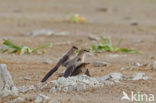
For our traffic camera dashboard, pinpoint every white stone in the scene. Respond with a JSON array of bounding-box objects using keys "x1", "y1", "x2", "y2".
[
  {"x1": 33, "y1": 94, "x2": 49, "y2": 103},
  {"x1": 92, "y1": 61, "x2": 109, "y2": 67},
  {"x1": 131, "y1": 62, "x2": 144, "y2": 67},
  {"x1": 27, "y1": 29, "x2": 69, "y2": 37},
  {"x1": 49, "y1": 74, "x2": 115, "y2": 92},
  {"x1": 152, "y1": 61, "x2": 156, "y2": 70},
  {"x1": 17, "y1": 85, "x2": 36, "y2": 93},
  {"x1": 54, "y1": 32, "x2": 69, "y2": 36},
  {"x1": 88, "y1": 35, "x2": 100, "y2": 41},
  {"x1": 27, "y1": 29, "x2": 54, "y2": 36},
  {"x1": 0, "y1": 64, "x2": 18, "y2": 97},
  {"x1": 131, "y1": 72, "x2": 148, "y2": 80},
  {"x1": 43, "y1": 59, "x2": 53, "y2": 64},
  {"x1": 101, "y1": 73, "x2": 123, "y2": 82}
]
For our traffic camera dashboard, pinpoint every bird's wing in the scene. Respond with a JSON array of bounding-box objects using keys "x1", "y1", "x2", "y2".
[
  {"x1": 62, "y1": 59, "x2": 71, "y2": 67},
  {"x1": 64, "y1": 62, "x2": 85, "y2": 77},
  {"x1": 63, "y1": 65, "x2": 76, "y2": 78},
  {"x1": 71, "y1": 64, "x2": 83, "y2": 76},
  {"x1": 41, "y1": 55, "x2": 68, "y2": 82},
  {"x1": 71, "y1": 63, "x2": 90, "y2": 76}
]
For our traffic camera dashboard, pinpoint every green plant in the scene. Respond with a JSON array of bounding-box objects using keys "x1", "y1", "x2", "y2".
[
  {"x1": 0, "y1": 39, "x2": 52, "y2": 55},
  {"x1": 69, "y1": 14, "x2": 87, "y2": 23},
  {"x1": 89, "y1": 35, "x2": 139, "y2": 53}
]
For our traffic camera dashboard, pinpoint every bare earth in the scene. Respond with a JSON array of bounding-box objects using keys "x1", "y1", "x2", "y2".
[{"x1": 0, "y1": 0, "x2": 156, "y2": 103}]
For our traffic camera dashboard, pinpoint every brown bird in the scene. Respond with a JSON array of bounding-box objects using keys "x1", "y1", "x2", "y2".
[
  {"x1": 63, "y1": 49, "x2": 89, "y2": 78},
  {"x1": 58, "y1": 63, "x2": 90, "y2": 77},
  {"x1": 41, "y1": 46, "x2": 78, "y2": 82}
]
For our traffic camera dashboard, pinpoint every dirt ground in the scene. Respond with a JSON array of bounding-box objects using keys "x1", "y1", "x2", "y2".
[{"x1": 0, "y1": 0, "x2": 156, "y2": 103}]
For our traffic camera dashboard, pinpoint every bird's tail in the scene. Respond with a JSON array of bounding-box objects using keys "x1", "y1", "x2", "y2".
[{"x1": 41, "y1": 64, "x2": 60, "y2": 82}]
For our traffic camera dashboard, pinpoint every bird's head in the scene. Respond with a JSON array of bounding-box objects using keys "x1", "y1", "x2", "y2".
[
  {"x1": 78, "y1": 49, "x2": 89, "y2": 56},
  {"x1": 71, "y1": 46, "x2": 78, "y2": 51}
]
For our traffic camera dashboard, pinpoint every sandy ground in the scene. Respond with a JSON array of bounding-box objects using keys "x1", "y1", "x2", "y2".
[{"x1": 0, "y1": 0, "x2": 156, "y2": 103}]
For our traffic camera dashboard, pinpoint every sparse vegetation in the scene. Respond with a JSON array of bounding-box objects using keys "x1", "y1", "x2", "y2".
[
  {"x1": 0, "y1": 39, "x2": 52, "y2": 55},
  {"x1": 69, "y1": 14, "x2": 87, "y2": 23},
  {"x1": 89, "y1": 35, "x2": 139, "y2": 53}
]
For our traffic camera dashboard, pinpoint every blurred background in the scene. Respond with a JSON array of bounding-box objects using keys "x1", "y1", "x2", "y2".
[{"x1": 0, "y1": 0, "x2": 156, "y2": 103}]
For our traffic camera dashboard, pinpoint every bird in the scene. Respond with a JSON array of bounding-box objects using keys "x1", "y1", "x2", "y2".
[
  {"x1": 71, "y1": 62, "x2": 90, "y2": 76},
  {"x1": 41, "y1": 46, "x2": 78, "y2": 82},
  {"x1": 63, "y1": 49, "x2": 89, "y2": 78},
  {"x1": 58, "y1": 62, "x2": 90, "y2": 77}
]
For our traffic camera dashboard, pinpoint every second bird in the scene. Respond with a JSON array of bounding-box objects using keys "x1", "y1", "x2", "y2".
[{"x1": 41, "y1": 46, "x2": 78, "y2": 82}]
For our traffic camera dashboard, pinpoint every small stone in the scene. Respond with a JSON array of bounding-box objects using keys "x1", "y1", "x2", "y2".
[
  {"x1": 145, "y1": 61, "x2": 156, "y2": 70},
  {"x1": 131, "y1": 22, "x2": 138, "y2": 26},
  {"x1": 32, "y1": 94, "x2": 49, "y2": 103},
  {"x1": 54, "y1": 32, "x2": 69, "y2": 36},
  {"x1": 108, "y1": 54, "x2": 119, "y2": 58},
  {"x1": 88, "y1": 35, "x2": 100, "y2": 41},
  {"x1": 120, "y1": 67, "x2": 126, "y2": 71},
  {"x1": 24, "y1": 77, "x2": 31, "y2": 81},
  {"x1": 27, "y1": 29, "x2": 54, "y2": 36},
  {"x1": 43, "y1": 59, "x2": 53, "y2": 64},
  {"x1": 150, "y1": 56, "x2": 155, "y2": 60},
  {"x1": 96, "y1": 8, "x2": 108, "y2": 12},
  {"x1": 108, "y1": 54, "x2": 127, "y2": 58},
  {"x1": 26, "y1": 29, "x2": 69, "y2": 37},
  {"x1": 152, "y1": 61, "x2": 156, "y2": 70},
  {"x1": 131, "y1": 62, "x2": 144, "y2": 67},
  {"x1": 17, "y1": 86, "x2": 30, "y2": 93},
  {"x1": 131, "y1": 72, "x2": 148, "y2": 80},
  {"x1": 49, "y1": 87, "x2": 58, "y2": 93},
  {"x1": 92, "y1": 61, "x2": 109, "y2": 67},
  {"x1": 17, "y1": 85, "x2": 36, "y2": 93},
  {"x1": 108, "y1": 73, "x2": 124, "y2": 82},
  {"x1": 100, "y1": 73, "x2": 124, "y2": 83}
]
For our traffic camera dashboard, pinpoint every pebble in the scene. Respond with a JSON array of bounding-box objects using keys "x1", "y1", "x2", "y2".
[
  {"x1": 26, "y1": 29, "x2": 69, "y2": 37},
  {"x1": 17, "y1": 85, "x2": 36, "y2": 93},
  {"x1": 92, "y1": 61, "x2": 109, "y2": 67},
  {"x1": 88, "y1": 35, "x2": 100, "y2": 41},
  {"x1": 43, "y1": 59, "x2": 53, "y2": 64},
  {"x1": 32, "y1": 94, "x2": 50, "y2": 103},
  {"x1": 130, "y1": 72, "x2": 148, "y2": 80},
  {"x1": 152, "y1": 61, "x2": 156, "y2": 70},
  {"x1": 131, "y1": 62, "x2": 144, "y2": 67}
]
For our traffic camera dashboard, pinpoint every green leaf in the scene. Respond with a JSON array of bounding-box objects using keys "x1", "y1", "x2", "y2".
[
  {"x1": 89, "y1": 35, "x2": 139, "y2": 53},
  {"x1": 32, "y1": 43, "x2": 52, "y2": 52},
  {"x1": 117, "y1": 38, "x2": 123, "y2": 46},
  {"x1": 2, "y1": 39, "x2": 21, "y2": 49},
  {"x1": 0, "y1": 40, "x2": 52, "y2": 55},
  {"x1": 119, "y1": 48, "x2": 139, "y2": 53}
]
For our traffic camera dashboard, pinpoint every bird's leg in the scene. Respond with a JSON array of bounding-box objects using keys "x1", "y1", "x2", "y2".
[{"x1": 85, "y1": 69, "x2": 91, "y2": 76}]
